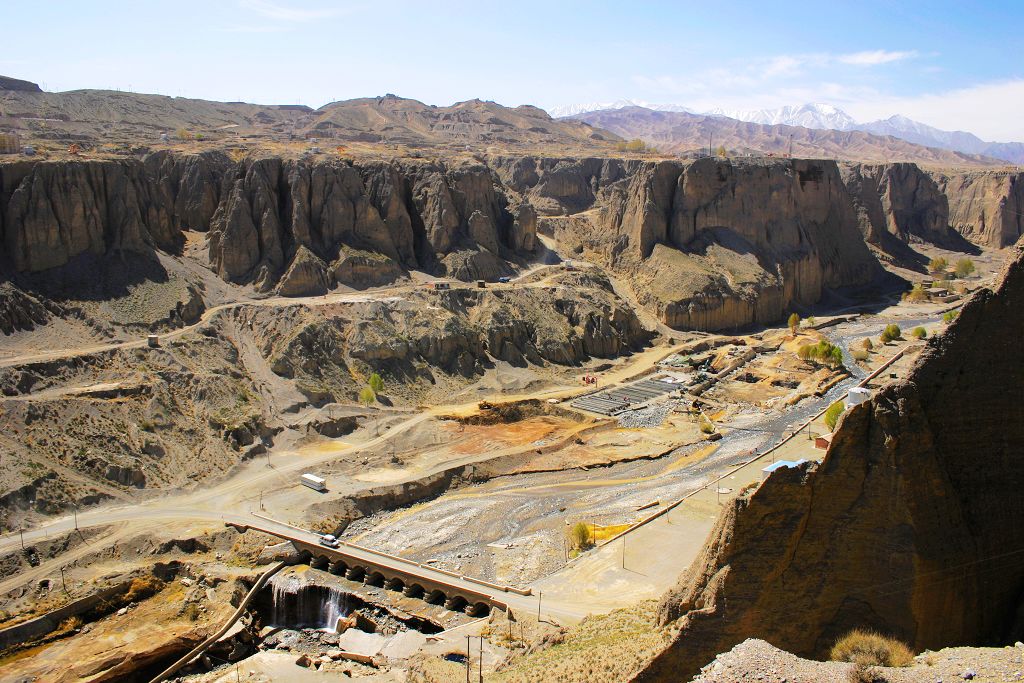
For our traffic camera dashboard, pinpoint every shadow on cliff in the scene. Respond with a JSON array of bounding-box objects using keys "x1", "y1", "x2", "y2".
[{"x1": 5, "y1": 251, "x2": 171, "y2": 303}]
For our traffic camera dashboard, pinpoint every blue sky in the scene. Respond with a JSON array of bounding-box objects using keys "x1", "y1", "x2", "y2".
[{"x1": 3, "y1": 0, "x2": 1022, "y2": 140}]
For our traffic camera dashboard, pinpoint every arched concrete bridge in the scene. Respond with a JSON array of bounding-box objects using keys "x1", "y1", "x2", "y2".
[{"x1": 227, "y1": 517, "x2": 532, "y2": 617}]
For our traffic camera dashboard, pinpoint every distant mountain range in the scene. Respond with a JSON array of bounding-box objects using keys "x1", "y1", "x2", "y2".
[
  {"x1": 553, "y1": 101, "x2": 1024, "y2": 164},
  {"x1": 548, "y1": 100, "x2": 693, "y2": 118},
  {"x1": 571, "y1": 106, "x2": 1002, "y2": 167}
]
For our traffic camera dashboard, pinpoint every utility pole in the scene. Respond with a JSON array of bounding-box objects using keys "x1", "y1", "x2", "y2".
[
  {"x1": 73, "y1": 504, "x2": 78, "y2": 531},
  {"x1": 789, "y1": 134, "x2": 794, "y2": 158},
  {"x1": 259, "y1": 490, "x2": 264, "y2": 510},
  {"x1": 621, "y1": 536, "x2": 625, "y2": 570},
  {"x1": 466, "y1": 635, "x2": 471, "y2": 683},
  {"x1": 478, "y1": 635, "x2": 483, "y2": 683},
  {"x1": 708, "y1": 131, "x2": 713, "y2": 157},
  {"x1": 537, "y1": 590, "x2": 542, "y2": 622},
  {"x1": 60, "y1": 565, "x2": 68, "y2": 594}
]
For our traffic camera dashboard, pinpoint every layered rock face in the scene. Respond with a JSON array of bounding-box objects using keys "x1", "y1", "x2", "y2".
[
  {"x1": 0, "y1": 154, "x2": 537, "y2": 290},
  {"x1": 580, "y1": 158, "x2": 880, "y2": 330},
  {"x1": 259, "y1": 271, "x2": 652, "y2": 403},
  {"x1": 841, "y1": 162, "x2": 960, "y2": 247},
  {"x1": 635, "y1": 243, "x2": 1024, "y2": 683},
  {"x1": 932, "y1": 170, "x2": 1024, "y2": 248}
]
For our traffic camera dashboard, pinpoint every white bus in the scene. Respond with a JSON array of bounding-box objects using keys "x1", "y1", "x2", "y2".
[{"x1": 300, "y1": 473, "x2": 327, "y2": 492}]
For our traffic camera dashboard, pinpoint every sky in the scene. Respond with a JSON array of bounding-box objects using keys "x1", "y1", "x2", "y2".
[{"x1": 3, "y1": 0, "x2": 1023, "y2": 141}]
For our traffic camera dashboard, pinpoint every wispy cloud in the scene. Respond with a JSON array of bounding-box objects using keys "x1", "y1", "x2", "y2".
[
  {"x1": 237, "y1": 0, "x2": 344, "y2": 22},
  {"x1": 837, "y1": 50, "x2": 918, "y2": 66},
  {"x1": 219, "y1": 24, "x2": 288, "y2": 33}
]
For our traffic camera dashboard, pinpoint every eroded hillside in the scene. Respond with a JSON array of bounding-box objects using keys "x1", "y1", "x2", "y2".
[{"x1": 632, "y1": 241, "x2": 1024, "y2": 682}]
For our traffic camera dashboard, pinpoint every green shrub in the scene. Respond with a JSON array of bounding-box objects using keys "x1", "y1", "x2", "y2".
[
  {"x1": 831, "y1": 629, "x2": 914, "y2": 667},
  {"x1": 942, "y1": 310, "x2": 959, "y2": 324},
  {"x1": 880, "y1": 324, "x2": 901, "y2": 344},
  {"x1": 954, "y1": 258, "x2": 975, "y2": 278},
  {"x1": 788, "y1": 313, "x2": 801, "y2": 333},
  {"x1": 861, "y1": 338, "x2": 873, "y2": 351},
  {"x1": 699, "y1": 418, "x2": 716, "y2": 434},
  {"x1": 368, "y1": 372, "x2": 384, "y2": 393},
  {"x1": 825, "y1": 400, "x2": 845, "y2": 431},
  {"x1": 359, "y1": 386, "x2": 376, "y2": 406},
  {"x1": 568, "y1": 522, "x2": 593, "y2": 551},
  {"x1": 904, "y1": 284, "x2": 927, "y2": 303},
  {"x1": 797, "y1": 340, "x2": 844, "y2": 367},
  {"x1": 911, "y1": 326, "x2": 927, "y2": 339},
  {"x1": 851, "y1": 347, "x2": 869, "y2": 362},
  {"x1": 614, "y1": 139, "x2": 651, "y2": 153},
  {"x1": 928, "y1": 256, "x2": 948, "y2": 274}
]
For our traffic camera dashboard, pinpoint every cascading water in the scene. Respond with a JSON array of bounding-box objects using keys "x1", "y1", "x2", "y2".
[{"x1": 268, "y1": 575, "x2": 350, "y2": 632}]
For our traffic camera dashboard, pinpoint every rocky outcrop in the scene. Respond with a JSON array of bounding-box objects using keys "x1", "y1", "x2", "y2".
[
  {"x1": 932, "y1": 170, "x2": 1024, "y2": 248},
  {"x1": 0, "y1": 75, "x2": 41, "y2": 92},
  {"x1": 635, "y1": 242, "x2": 1024, "y2": 683},
  {"x1": 263, "y1": 272, "x2": 652, "y2": 402},
  {"x1": 0, "y1": 282, "x2": 58, "y2": 334},
  {"x1": 0, "y1": 154, "x2": 536, "y2": 291},
  {"x1": 589, "y1": 158, "x2": 881, "y2": 331},
  {"x1": 276, "y1": 245, "x2": 329, "y2": 297},
  {"x1": 841, "y1": 162, "x2": 959, "y2": 247}
]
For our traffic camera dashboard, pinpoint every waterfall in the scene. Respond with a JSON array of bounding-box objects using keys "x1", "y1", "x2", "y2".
[{"x1": 268, "y1": 576, "x2": 351, "y2": 632}]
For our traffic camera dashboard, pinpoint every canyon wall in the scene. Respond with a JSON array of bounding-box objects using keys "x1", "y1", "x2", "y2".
[
  {"x1": 519, "y1": 157, "x2": 884, "y2": 331},
  {"x1": 932, "y1": 170, "x2": 1024, "y2": 248},
  {"x1": 0, "y1": 154, "x2": 538, "y2": 290},
  {"x1": 841, "y1": 162, "x2": 959, "y2": 247},
  {"x1": 634, "y1": 242, "x2": 1024, "y2": 683},
  {"x1": 3, "y1": 152, "x2": 1015, "y2": 334}
]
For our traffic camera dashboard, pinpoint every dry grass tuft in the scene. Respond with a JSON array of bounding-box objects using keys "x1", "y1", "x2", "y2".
[{"x1": 831, "y1": 629, "x2": 914, "y2": 667}]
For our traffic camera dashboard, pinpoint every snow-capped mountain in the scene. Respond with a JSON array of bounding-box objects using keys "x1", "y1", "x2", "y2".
[
  {"x1": 704, "y1": 103, "x2": 857, "y2": 131},
  {"x1": 550, "y1": 100, "x2": 1024, "y2": 163},
  {"x1": 547, "y1": 99, "x2": 692, "y2": 118},
  {"x1": 855, "y1": 115, "x2": 987, "y2": 153}
]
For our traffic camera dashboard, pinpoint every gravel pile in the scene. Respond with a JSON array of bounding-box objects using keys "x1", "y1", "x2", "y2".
[
  {"x1": 617, "y1": 402, "x2": 677, "y2": 428},
  {"x1": 693, "y1": 638, "x2": 1024, "y2": 683}
]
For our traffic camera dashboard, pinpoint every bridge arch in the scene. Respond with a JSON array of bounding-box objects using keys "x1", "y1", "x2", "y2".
[
  {"x1": 403, "y1": 583, "x2": 425, "y2": 598},
  {"x1": 444, "y1": 595, "x2": 468, "y2": 612},
  {"x1": 311, "y1": 555, "x2": 330, "y2": 569},
  {"x1": 365, "y1": 571, "x2": 385, "y2": 587},
  {"x1": 385, "y1": 577, "x2": 405, "y2": 591},
  {"x1": 329, "y1": 560, "x2": 347, "y2": 575},
  {"x1": 466, "y1": 601, "x2": 490, "y2": 617},
  {"x1": 345, "y1": 566, "x2": 366, "y2": 582},
  {"x1": 425, "y1": 589, "x2": 447, "y2": 605}
]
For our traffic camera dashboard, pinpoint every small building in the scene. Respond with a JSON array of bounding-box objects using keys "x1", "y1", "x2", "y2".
[
  {"x1": 476, "y1": 280, "x2": 486, "y2": 288},
  {"x1": 846, "y1": 387, "x2": 871, "y2": 409},
  {"x1": 926, "y1": 287, "x2": 948, "y2": 300},
  {"x1": 426, "y1": 281, "x2": 451, "y2": 291},
  {"x1": 147, "y1": 334, "x2": 160, "y2": 348},
  {"x1": 761, "y1": 459, "x2": 808, "y2": 481},
  {"x1": 814, "y1": 433, "x2": 833, "y2": 450}
]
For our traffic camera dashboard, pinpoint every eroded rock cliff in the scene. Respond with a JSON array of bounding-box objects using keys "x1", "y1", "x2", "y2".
[
  {"x1": 544, "y1": 157, "x2": 883, "y2": 331},
  {"x1": 933, "y1": 169, "x2": 1024, "y2": 248},
  {"x1": 0, "y1": 154, "x2": 538, "y2": 289},
  {"x1": 634, "y1": 242, "x2": 1024, "y2": 682}
]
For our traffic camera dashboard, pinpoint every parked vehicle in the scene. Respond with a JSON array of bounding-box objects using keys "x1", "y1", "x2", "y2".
[
  {"x1": 300, "y1": 473, "x2": 327, "y2": 492},
  {"x1": 498, "y1": 276, "x2": 511, "y2": 283},
  {"x1": 319, "y1": 534, "x2": 340, "y2": 548}
]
